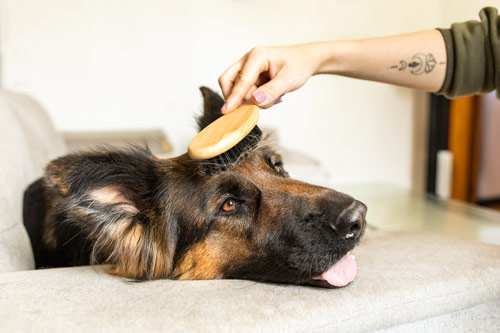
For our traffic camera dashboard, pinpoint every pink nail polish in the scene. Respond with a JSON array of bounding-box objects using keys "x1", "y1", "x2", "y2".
[
  {"x1": 253, "y1": 92, "x2": 267, "y2": 105},
  {"x1": 274, "y1": 97, "x2": 283, "y2": 105},
  {"x1": 221, "y1": 103, "x2": 227, "y2": 113}
]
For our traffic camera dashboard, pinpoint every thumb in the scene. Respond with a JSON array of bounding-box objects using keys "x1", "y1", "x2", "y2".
[{"x1": 251, "y1": 74, "x2": 290, "y2": 108}]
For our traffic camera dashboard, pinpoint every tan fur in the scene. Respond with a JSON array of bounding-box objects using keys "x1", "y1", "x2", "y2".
[
  {"x1": 37, "y1": 142, "x2": 349, "y2": 282},
  {"x1": 174, "y1": 233, "x2": 252, "y2": 280},
  {"x1": 46, "y1": 165, "x2": 71, "y2": 196},
  {"x1": 104, "y1": 223, "x2": 172, "y2": 280},
  {"x1": 173, "y1": 241, "x2": 222, "y2": 280}
]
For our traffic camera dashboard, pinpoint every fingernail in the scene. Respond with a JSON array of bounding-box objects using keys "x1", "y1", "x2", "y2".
[
  {"x1": 221, "y1": 103, "x2": 227, "y2": 113},
  {"x1": 253, "y1": 92, "x2": 267, "y2": 105},
  {"x1": 274, "y1": 97, "x2": 283, "y2": 105}
]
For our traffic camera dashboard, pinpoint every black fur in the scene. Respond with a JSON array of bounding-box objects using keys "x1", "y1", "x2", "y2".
[
  {"x1": 197, "y1": 86, "x2": 225, "y2": 131},
  {"x1": 23, "y1": 87, "x2": 367, "y2": 286}
]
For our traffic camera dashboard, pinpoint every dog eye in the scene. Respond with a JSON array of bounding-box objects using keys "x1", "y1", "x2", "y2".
[{"x1": 221, "y1": 198, "x2": 239, "y2": 213}]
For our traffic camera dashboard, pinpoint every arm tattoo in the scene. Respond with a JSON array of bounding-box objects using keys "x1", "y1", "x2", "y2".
[{"x1": 388, "y1": 53, "x2": 445, "y2": 75}]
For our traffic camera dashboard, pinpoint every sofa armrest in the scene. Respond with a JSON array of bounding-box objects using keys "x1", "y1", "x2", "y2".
[
  {"x1": 0, "y1": 89, "x2": 66, "y2": 272},
  {"x1": 62, "y1": 129, "x2": 173, "y2": 156}
]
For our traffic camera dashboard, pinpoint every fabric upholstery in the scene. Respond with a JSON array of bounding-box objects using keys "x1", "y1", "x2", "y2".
[
  {"x1": 1, "y1": 230, "x2": 499, "y2": 332},
  {"x1": 0, "y1": 97, "x2": 36, "y2": 272},
  {"x1": 1, "y1": 89, "x2": 499, "y2": 330},
  {"x1": 380, "y1": 299, "x2": 500, "y2": 332},
  {"x1": 2, "y1": 90, "x2": 66, "y2": 173},
  {"x1": 0, "y1": 90, "x2": 66, "y2": 272}
]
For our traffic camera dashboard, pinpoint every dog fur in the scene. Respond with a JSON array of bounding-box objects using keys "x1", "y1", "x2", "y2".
[{"x1": 23, "y1": 87, "x2": 366, "y2": 287}]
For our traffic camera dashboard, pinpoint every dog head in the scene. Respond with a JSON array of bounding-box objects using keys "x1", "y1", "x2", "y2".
[{"x1": 43, "y1": 87, "x2": 366, "y2": 287}]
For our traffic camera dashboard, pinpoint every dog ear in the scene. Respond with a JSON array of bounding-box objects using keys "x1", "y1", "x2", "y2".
[
  {"x1": 197, "y1": 86, "x2": 225, "y2": 132},
  {"x1": 45, "y1": 147, "x2": 177, "y2": 280}
]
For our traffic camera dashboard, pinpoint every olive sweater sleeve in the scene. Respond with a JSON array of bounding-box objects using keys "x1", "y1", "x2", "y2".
[{"x1": 436, "y1": 7, "x2": 500, "y2": 98}]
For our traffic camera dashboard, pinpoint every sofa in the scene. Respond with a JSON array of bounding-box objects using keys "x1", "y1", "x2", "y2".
[{"x1": 1, "y1": 89, "x2": 499, "y2": 332}]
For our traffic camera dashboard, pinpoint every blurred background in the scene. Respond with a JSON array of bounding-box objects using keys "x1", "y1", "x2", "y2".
[{"x1": 0, "y1": 0, "x2": 498, "y2": 208}]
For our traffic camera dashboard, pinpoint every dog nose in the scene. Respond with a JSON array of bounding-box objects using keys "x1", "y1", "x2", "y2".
[{"x1": 330, "y1": 200, "x2": 367, "y2": 240}]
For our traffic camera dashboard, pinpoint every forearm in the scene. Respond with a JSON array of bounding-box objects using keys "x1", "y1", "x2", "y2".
[{"x1": 313, "y1": 30, "x2": 447, "y2": 92}]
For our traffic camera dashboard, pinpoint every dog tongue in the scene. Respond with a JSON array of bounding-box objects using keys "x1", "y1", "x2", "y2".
[{"x1": 313, "y1": 253, "x2": 357, "y2": 287}]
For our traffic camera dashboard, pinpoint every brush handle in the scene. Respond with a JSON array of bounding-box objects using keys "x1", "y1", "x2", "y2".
[{"x1": 188, "y1": 103, "x2": 260, "y2": 160}]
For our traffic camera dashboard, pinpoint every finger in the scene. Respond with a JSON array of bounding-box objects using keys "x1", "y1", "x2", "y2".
[
  {"x1": 221, "y1": 85, "x2": 255, "y2": 114},
  {"x1": 226, "y1": 74, "x2": 268, "y2": 113},
  {"x1": 251, "y1": 72, "x2": 291, "y2": 109},
  {"x1": 225, "y1": 54, "x2": 269, "y2": 113},
  {"x1": 254, "y1": 72, "x2": 271, "y2": 88},
  {"x1": 218, "y1": 58, "x2": 245, "y2": 100},
  {"x1": 274, "y1": 95, "x2": 284, "y2": 105},
  {"x1": 244, "y1": 84, "x2": 258, "y2": 101}
]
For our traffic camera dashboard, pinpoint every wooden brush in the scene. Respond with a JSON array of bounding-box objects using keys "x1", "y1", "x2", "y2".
[{"x1": 188, "y1": 103, "x2": 262, "y2": 173}]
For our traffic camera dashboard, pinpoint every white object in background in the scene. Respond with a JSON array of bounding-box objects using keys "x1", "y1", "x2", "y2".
[
  {"x1": 436, "y1": 150, "x2": 454, "y2": 200},
  {"x1": 477, "y1": 91, "x2": 500, "y2": 199}
]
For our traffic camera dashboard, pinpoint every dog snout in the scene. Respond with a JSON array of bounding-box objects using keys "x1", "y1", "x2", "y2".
[{"x1": 330, "y1": 200, "x2": 367, "y2": 240}]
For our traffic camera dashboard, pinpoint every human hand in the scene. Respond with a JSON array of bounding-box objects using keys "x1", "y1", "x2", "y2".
[{"x1": 218, "y1": 44, "x2": 320, "y2": 113}]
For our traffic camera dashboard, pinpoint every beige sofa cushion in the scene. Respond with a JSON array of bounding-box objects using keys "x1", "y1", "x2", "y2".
[
  {"x1": 0, "y1": 99, "x2": 36, "y2": 272},
  {"x1": 1, "y1": 90, "x2": 66, "y2": 174},
  {"x1": 0, "y1": 231, "x2": 499, "y2": 332},
  {"x1": 0, "y1": 90, "x2": 66, "y2": 272}
]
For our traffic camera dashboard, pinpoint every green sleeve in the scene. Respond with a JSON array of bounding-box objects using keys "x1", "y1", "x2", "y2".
[{"x1": 436, "y1": 7, "x2": 500, "y2": 98}]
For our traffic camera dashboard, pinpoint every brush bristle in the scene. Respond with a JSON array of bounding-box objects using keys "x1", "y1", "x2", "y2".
[{"x1": 201, "y1": 126, "x2": 262, "y2": 175}]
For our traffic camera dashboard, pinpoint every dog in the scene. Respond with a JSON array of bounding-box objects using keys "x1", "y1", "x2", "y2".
[{"x1": 23, "y1": 87, "x2": 367, "y2": 288}]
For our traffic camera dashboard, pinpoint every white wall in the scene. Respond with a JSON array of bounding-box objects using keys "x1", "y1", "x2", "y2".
[
  {"x1": 439, "y1": 0, "x2": 498, "y2": 25},
  {"x1": 1, "y1": 0, "x2": 491, "y2": 188}
]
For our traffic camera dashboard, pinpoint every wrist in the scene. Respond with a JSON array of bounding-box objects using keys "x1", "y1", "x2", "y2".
[{"x1": 313, "y1": 40, "x2": 357, "y2": 76}]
